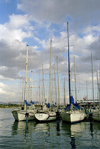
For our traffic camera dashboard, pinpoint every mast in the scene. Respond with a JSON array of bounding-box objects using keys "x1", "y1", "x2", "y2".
[
  {"x1": 42, "y1": 64, "x2": 44, "y2": 103},
  {"x1": 91, "y1": 54, "x2": 94, "y2": 104},
  {"x1": 67, "y1": 22, "x2": 71, "y2": 104},
  {"x1": 21, "y1": 77, "x2": 24, "y2": 106},
  {"x1": 56, "y1": 56, "x2": 60, "y2": 107},
  {"x1": 96, "y1": 71, "x2": 99, "y2": 102},
  {"x1": 54, "y1": 64, "x2": 57, "y2": 104},
  {"x1": 48, "y1": 39, "x2": 52, "y2": 106},
  {"x1": 74, "y1": 57, "x2": 77, "y2": 102},
  {"x1": 86, "y1": 79, "x2": 88, "y2": 101},
  {"x1": 42, "y1": 64, "x2": 45, "y2": 103},
  {"x1": 99, "y1": 36, "x2": 100, "y2": 106},
  {"x1": 39, "y1": 70, "x2": 40, "y2": 103},
  {"x1": 24, "y1": 45, "x2": 29, "y2": 110},
  {"x1": 30, "y1": 71, "x2": 33, "y2": 102},
  {"x1": 64, "y1": 77, "x2": 66, "y2": 106}
]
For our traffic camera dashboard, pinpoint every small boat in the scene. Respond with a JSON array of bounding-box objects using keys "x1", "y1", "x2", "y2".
[
  {"x1": 92, "y1": 106, "x2": 100, "y2": 121},
  {"x1": 35, "y1": 105, "x2": 56, "y2": 122},
  {"x1": 93, "y1": 111, "x2": 100, "y2": 121},
  {"x1": 35, "y1": 112, "x2": 56, "y2": 122},
  {"x1": 12, "y1": 107, "x2": 36, "y2": 121},
  {"x1": 12, "y1": 100, "x2": 37, "y2": 121}
]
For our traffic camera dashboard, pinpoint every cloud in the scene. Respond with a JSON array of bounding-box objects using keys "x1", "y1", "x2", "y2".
[
  {"x1": 17, "y1": 0, "x2": 100, "y2": 29},
  {"x1": 0, "y1": 82, "x2": 14, "y2": 96},
  {"x1": 7, "y1": 14, "x2": 32, "y2": 30},
  {"x1": 0, "y1": 13, "x2": 35, "y2": 80},
  {"x1": 0, "y1": 14, "x2": 34, "y2": 43},
  {"x1": 0, "y1": 82, "x2": 18, "y2": 102}
]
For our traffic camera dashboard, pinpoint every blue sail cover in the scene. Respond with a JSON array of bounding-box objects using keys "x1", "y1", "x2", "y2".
[
  {"x1": 73, "y1": 103, "x2": 81, "y2": 110},
  {"x1": 65, "y1": 103, "x2": 81, "y2": 111},
  {"x1": 46, "y1": 102, "x2": 57, "y2": 108},
  {"x1": 47, "y1": 103, "x2": 50, "y2": 108},
  {"x1": 30, "y1": 101, "x2": 34, "y2": 104},
  {"x1": 24, "y1": 100, "x2": 31, "y2": 106},
  {"x1": 53, "y1": 104, "x2": 55, "y2": 107},
  {"x1": 65, "y1": 104, "x2": 71, "y2": 111},
  {"x1": 70, "y1": 96, "x2": 74, "y2": 104},
  {"x1": 65, "y1": 95, "x2": 81, "y2": 111}
]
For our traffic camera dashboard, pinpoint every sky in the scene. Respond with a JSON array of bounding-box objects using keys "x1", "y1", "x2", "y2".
[{"x1": 0, "y1": 0, "x2": 100, "y2": 104}]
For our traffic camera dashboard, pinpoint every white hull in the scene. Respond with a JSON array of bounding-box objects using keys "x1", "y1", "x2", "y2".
[
  {"x1": 93, "y1": 112, "x2": 100, "y2": 121},
  {"x1": 61, "y1": 110, "x2": 86, "y2": 123},
  {"x1": 12, "y1": 109, "x2": 36, "y2": 121},
  {"x1": 35, "y1": 112, "x2": 56, "y2": 122}
]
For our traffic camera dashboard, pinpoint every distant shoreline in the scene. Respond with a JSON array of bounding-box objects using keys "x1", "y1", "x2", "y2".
[
  {"x1": 0, "y1": 104, "x2": 21, "y2": 109},
  {"x1": 0, "y1": 107, "x2": 19, "y2": 109}
]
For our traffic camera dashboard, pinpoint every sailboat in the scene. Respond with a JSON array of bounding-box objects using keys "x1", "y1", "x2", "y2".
[
  {"x1": 61, "y1": 22, "x2": 86, "y2": 123},
  {"x1": 92, "y1": 109, "x2": 100, "y2": 121},
  {"x1": 35, "y1": 39, "x2": 56, "y2": 122},
  {"x1": 92, "y1": 71, "x2": 100, "y2": 121},
  {"x1": 12, "y1": 45, "x2": 37, "y2": 121},
  {"x1": 92, "y1": 38, "x2": 100, "y2": 122}
]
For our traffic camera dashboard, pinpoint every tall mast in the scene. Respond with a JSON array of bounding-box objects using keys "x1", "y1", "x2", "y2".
[
  {"x1": 24, "y1": 45, "x2": 29, "y2": 110},
  {"x1": 21, "y1": 77, "x2": 24, "y2": 106},
  {"x1": 99, "y1": 36, "x2": 100, "y2": 106},
  {"x1": 67, "y1": 22, "x2": 71, "y2": 104},
  {"x1": 42, "y1": 64, "x2": 43, "y2": 103},
  {"x1": 54, "y1": 64, "x2": 57, "y2": 104},
  {"x1": 56, "y1": 56, "x2": 60, "y2": 107},
  {"x1": 91, "y1": 54, "x2": 94, "y2": 104},
  {"x1": 74, "y1": 57, "x2": 77, "y2": 102},
  {"x1": 48, "y1": 39, "x2": 52, "y2": 105},
  {"x1": 42, "y1": 64, "x2": 44, "y2": 103},
  {"x1": 86, "y1": 79, "x2": 88, "y2": 100},
  {"x1": 96, "y1": 71, "x2": 99, "y2": 102},
  {"x1": 64, "y1": 77, "x2": 66, "y2": 106},
  {"x1": 30, "y1": 71, "x2": 33, "y2": 102},
  {"x1": 39, "y1": 70, "x2": 40, "y2": 103}
]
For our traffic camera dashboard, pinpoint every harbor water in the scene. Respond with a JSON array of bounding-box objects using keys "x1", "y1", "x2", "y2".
[{"x1": 0, "y1": 108, "x2": 100, "y2": 149}]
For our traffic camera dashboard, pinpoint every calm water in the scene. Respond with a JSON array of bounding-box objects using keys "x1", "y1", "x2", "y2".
[{"x1": 0, "y1": 108, "x2": 100, "y2": 149}]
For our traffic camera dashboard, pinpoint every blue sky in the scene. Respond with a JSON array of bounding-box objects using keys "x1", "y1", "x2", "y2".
[
  {"x1": 0, "y1": 0, "x2": 17, "y2": 23},
  {"x1": 0, "y1": 0, "x2": 100, "y2": 103}
]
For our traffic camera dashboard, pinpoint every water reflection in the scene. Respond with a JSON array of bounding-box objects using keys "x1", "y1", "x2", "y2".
[
  {"x1": 12, "y1": 121, "x2": 37, "y2": 148},
  {"x1": 62, "y1": 122, "x2": 86, "y2": 135},
  {"x1": 56, "y1": 121, "x2": 60, "y2": 136},
  {"x1": 12, "y1": 121, "x2": 36, "y2": 136},
  {"x1": 11, "y1": 120, "x2": 96, "y2": 148},
  {"x1": 1, "y1": 108, "x2": 100, "y2": 148},
  {"x1": 25, "y1": 122, "x2": 29, "y2": 137},
  {"x1": 12, "y1": 121, "x2": 61, "y2": 148},
  {"x1": 93, "y1": 121, "x2": 100, "y2": 130},
  {"x1": 34, "y1": 122, "x2": 50, "y2": 132},
  {"x1": 62, "y1": 122, "x2": 86, "y2": 149},
  {"x1": 90, "y1": 122, "x2": 93, "y2": 138},
  {"x1": 35, "y1": 122, "x2": 51, "y2": 144},
  {"x1": 70, "y1": 136, "x2": 76, "y2": 149}
]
